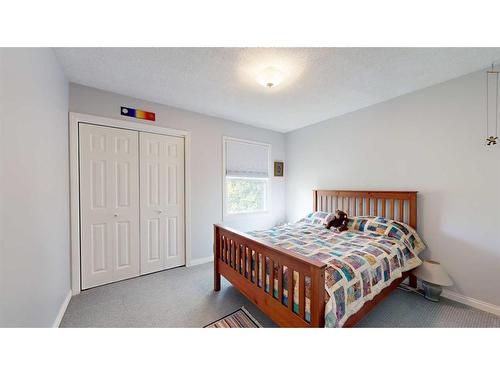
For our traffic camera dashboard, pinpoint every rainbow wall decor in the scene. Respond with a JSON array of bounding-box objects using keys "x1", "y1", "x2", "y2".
[{"x1": 121, "y1": 106, "x2": 156, "y2": 121}]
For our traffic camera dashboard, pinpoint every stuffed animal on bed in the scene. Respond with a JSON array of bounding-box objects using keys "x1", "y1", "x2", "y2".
[{"x1": 325, "y1": 210, "x2": 349, "y2": 232}]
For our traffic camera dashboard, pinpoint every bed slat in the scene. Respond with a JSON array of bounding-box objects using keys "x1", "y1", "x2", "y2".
[
  {"x1": 269, "y1": 259, "x2": 274, "y2": 295},
  {"x1": 221, "y1": 236, "x2": 225, "y2": 262},
  {"x1": 246, "y1": 247, "x2": 250, "y2": 279},
  {"x1": 259, "y1": 254, "x2": 263, "y2": 288},
  {"x1": 231, "y1": 240, "x2": 236, "y2": 268},
  {"x1": 277, "y1": 264, "x2": 283, "y2": 303},
  {"x1": 299, "y1": 273, "x2": 305, "y2": 319},
  {"x1": 235, "y1": 244, "x2": 240, "y2": 273},
  {"x1": 239, "y1": 245, "x2": 243, "y2": 275},
  {"x1": 287, "y1": 267, "x2": 293, "y2": 310}
]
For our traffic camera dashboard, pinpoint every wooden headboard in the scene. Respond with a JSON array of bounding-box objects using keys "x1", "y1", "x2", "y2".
[{"x1": 313, "y1": 190, "x2": 418, "y2": 229}]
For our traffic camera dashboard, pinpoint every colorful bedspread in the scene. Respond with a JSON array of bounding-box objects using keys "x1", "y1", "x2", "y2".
[{"x1": 247, "y1": 215, "x2": 425, "y2": 327}]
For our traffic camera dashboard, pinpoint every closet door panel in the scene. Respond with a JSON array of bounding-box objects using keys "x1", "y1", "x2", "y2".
[
  {"x1": 80, "y1": 124, "x2": 140, "y2": 289},
  {"x1": 140, "y1": 132, "x2": 185, "y2": 275},
  {"x1": 110, "y1": 130, "x2": 140, "y2": 281}
]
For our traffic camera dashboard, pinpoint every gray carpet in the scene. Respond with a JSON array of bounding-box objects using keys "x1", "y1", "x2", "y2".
[{"x1": 61, "y1": 262, "x2": 500, "y2": 328}]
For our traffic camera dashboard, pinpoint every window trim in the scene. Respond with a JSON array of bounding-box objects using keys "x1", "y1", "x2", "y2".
[{"x1": 222, "y1": 136, "x2": 271, "y2": 220}]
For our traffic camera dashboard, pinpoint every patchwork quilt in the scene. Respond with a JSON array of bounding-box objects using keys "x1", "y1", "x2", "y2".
[{"x1": 247, "y1": 214, "x2": 425, "y2": 327}]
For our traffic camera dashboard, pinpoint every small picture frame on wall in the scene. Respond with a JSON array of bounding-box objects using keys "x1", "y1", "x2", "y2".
[{"x1": 274, "y1": 161, "x2": 284, "y2": 177}]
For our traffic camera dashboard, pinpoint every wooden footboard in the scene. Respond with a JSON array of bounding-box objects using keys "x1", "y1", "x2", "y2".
[{"x1": 214, "y1": 224, "x2": 327, "y2": 327}]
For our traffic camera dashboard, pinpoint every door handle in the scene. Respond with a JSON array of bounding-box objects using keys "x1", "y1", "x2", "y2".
[
  {"x1": 113, "y1": 213, "x2": 119, "y2": 218},
  {"x1": 157, "y1": 210, "x2": 163, "y2": 214}
]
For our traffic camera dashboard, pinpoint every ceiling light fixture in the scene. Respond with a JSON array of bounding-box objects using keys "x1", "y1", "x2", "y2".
[{"x1": 256, "y1": 66, "x2": 284, "y2": 89}]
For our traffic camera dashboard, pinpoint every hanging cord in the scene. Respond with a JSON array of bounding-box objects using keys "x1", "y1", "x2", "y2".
[
  {"x1": 487, "y1": 66, "x2": 489, "y2": 141},
  {"x1": 496, "y1": 67, "x2": 499, "y2": 138},
  {"x1": 486, "y1": 63, "x2": 499, "y2": 145}
]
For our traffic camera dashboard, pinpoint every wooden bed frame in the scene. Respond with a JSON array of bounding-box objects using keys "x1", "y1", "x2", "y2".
[{"x1": 213, "y1": 190, "x2": 418, "y2": 327}]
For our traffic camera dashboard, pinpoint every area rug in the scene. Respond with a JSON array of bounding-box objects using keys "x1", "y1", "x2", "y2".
[{"x1": 204, "y1": 307, "x2": 262, "y2": 328}]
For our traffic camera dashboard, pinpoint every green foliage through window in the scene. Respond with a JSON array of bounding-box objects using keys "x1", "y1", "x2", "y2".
[{"x1": 226, "y1": 178, "x2": 267, "y2": 214}]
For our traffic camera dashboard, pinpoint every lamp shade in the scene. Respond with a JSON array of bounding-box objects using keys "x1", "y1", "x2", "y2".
[{"x1": 413, "y1": 260, "x2": 453, "y2": 286}]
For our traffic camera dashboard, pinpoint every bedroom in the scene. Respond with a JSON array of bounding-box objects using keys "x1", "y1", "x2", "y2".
[{"x1": 0, "y1": 0, "x2": 498, "y2": 373}]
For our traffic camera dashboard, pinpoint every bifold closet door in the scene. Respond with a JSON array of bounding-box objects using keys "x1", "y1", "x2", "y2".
[
  {"x1": 140, "y1": 132, "x2": 185, "y2": 274},
  {"x1": 79, "y1": 124, "x2": 140, "y2": 289}
]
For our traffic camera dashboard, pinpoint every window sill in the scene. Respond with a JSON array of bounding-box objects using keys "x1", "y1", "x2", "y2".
[{"x1": 223, "y1": 210, "x2": 270, "y2": 221}]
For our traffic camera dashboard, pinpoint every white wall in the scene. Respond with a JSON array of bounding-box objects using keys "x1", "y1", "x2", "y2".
[
  {"x1": 69, "y1": 84, "x2": 286, "y2": 262},
  {"x1": 286, "y1": 70, "x2": 500, "y2": 307},
  {"x1": 0, "y1": 48, "x2": 70, "y2": 326}
]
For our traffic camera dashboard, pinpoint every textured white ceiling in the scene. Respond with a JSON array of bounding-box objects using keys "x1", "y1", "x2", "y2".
[{"x1": 54, "y1": 48, "x2": 500, "y2": 132}]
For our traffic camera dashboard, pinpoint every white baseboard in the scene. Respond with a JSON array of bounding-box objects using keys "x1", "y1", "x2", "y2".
[
  {"x1": 53, "y1": 290, "x2": 72, "y2": 328},
  {"x1": 187, "y1": 256, "x2": 214, "y2": 267},
  {"x1": 442, "y1": 289, "x2": 500, "y2": 317}
]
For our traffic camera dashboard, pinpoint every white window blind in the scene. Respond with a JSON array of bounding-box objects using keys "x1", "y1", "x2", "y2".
[{"x1": 225, "y1": 139, "x2": 269, "y2": 178}]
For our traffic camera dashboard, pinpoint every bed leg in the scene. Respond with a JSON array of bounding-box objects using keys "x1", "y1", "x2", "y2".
[
  {"x1": 214, "y1": 267, "x2": 221, "y2": 292},
  {"x1": 214, "y1": 225, "x2": 221, "y2": 292},
  {"x1": 408, "y1": 273, "x2": 417, "y2": 288}
]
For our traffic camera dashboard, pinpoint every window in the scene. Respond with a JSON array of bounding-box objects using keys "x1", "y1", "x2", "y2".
[
  {"x1": 223, "y1": 137, "x2": 270, "y2": 217},
  {"x1": 226, "y1": 177, "x2": 267, "y2": 214}
]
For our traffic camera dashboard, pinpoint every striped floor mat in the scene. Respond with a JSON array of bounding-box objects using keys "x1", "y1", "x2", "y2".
[{"x1": 204, "y1": 307, "x2": 262, "y2": 328}]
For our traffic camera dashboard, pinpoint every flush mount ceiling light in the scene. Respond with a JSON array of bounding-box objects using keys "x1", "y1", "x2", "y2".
[{"x1": 256, "y1": 66, "x2": 285, "y2": 88}]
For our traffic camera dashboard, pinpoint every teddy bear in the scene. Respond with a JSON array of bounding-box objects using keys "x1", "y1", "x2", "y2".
[{"x1": 325, "y1": 209, "x2": 349, "y2": 232}]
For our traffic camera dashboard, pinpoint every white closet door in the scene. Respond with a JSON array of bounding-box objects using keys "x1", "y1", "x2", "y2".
[
  {"x1": 79, "y1": 124, "x2": 140, "y2": 289},
  {"x1": 140, "y1": 132, "x2": 185, "y2": 274}
]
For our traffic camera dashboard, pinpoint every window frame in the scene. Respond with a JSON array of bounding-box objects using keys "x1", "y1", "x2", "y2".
[{"x1": 222, "y1": 136, "x2": 271, "y2": 220}]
